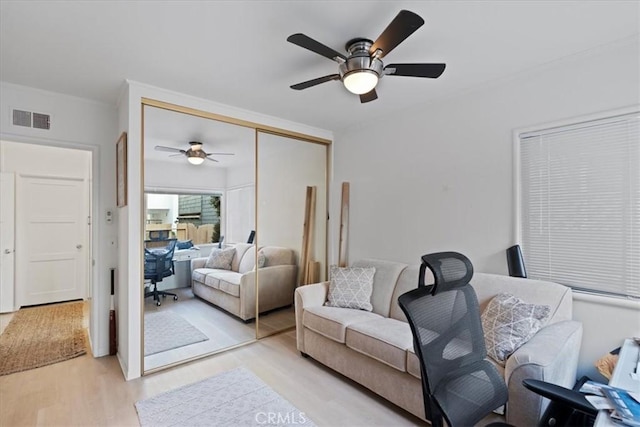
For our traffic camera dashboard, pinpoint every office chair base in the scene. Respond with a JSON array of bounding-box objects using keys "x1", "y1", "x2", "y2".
[{"x1": 144, "y1": 285, "x2": 178, "y2": 307}]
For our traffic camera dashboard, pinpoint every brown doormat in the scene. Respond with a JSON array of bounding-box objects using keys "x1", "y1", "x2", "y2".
[{"x1": 0, "y1": 301, "x2": 87, "y2": 376}]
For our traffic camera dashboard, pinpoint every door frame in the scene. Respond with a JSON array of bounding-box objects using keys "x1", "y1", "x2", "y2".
[{"x1": 0, "y1": 135, "x2": 100, "y2": 355}]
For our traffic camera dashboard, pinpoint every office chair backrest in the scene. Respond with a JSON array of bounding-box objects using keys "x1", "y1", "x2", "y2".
[
  {"x1": 148, "y1": 229, "x2": 170, "y2": 240},
  {"x1": 399, "y1": 251, "x2": 508, "y2": 426},
  {"x1": 144, "y1": 239, "x2": 177, "y2": 281}
]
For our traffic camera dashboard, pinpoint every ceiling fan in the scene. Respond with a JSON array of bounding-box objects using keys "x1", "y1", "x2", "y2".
[
  {"x1": 287, "y1": 10, "x2": 446, "y2": 103},
  {"x1": 154, "y1": 141, "x2": 234, "y2": 165}
]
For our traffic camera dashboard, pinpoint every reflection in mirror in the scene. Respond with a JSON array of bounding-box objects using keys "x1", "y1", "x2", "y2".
[
  {"x1": 256, "y1": 132, "x2": 328, "y2": 338},
  {"x1": 142, "y1": 105, "x2": 256, "y2": 372}
]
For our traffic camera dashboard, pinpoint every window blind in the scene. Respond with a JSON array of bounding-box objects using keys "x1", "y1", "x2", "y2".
[{"x1": 519, "y1": 113, "x2": 639, "y2": 298}]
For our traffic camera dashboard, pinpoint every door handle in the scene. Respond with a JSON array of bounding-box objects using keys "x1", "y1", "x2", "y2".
[
  {"x1": 76, "y1": 244, "x2": 83, "y2": 249},
  {"x1": 3, "y1": 249, "x2": 11, "y2": 254}
]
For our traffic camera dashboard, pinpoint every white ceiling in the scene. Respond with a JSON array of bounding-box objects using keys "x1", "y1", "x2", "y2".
[{"x1": 1, "y1": 1, "x2": 638, "y2": 132}]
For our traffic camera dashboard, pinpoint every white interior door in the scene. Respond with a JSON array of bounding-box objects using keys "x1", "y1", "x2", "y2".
[
  {"x1": 17, "y1": 175, "x2": 89, "y2": 306},
  {"x1": 0, "y1": 172, "x2": 16, "y2": 312}
]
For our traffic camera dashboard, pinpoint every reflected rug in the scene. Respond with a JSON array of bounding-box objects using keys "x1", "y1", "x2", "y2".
[
  {"x1": 144, "y1": 311, "x2": 209, "y2": 356},
  {"x1": 135, "y1": 367, "x2": 315, "y2": 426},
  {"x1": 0, "y1": 301, "x2": 87, "y2": 376}
]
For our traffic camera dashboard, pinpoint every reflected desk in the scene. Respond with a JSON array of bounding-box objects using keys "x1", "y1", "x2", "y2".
[{"x1": 594, "y1": 338, "x2": 640, "y2": 427}]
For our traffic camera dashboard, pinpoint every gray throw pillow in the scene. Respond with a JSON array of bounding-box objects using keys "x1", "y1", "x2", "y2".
[
  {"x1": 204, "y1": 247, "x2": 235, "y2": 270},
  {"x1": 325, "y1": 266, "x2": 376, "y2": 311},
  {"x1": 481, "y1": 293, "x2": 551, "y2": 365}
]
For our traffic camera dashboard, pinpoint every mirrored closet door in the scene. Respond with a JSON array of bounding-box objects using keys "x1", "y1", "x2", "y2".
[
  {"x1": 142, "y1": 105, "x2": 257, "y2": 372},
  {"x1": 255, "y1": 131, "x2": 328, "y2": 338}
]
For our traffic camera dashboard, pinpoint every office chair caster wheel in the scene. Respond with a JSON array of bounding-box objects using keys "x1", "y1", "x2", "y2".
[
  {"x1": 173, "y1": 296, "x2": 178, "y2": 301},
  {"x1": 156, "y1": 301, "x2": 161, "y2": 306}
]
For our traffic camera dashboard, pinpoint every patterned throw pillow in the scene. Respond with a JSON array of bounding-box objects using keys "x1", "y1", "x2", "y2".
[
  {"x1": 482, "y1": 293, "x2": 551, "y2": 365},
  {"x1": 325, "y1": 266, "x2": 376, "y2": 311},
  {"x1": 204, "y1": 247, "x2": 235, "y2": 270},
  {"x1": 257, "y1": 251, "x2": 266, "y2": 268}
]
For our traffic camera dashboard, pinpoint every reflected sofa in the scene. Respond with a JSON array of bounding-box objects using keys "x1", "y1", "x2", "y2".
[
  {"x1": 191, "y1": 243, "x2": 297, "y2": 321},
  {"x1": 294, "y1": 259, "x2": 583, "y2": 426}
]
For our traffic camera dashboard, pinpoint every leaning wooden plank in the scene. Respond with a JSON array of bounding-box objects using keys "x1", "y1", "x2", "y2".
[{"x1": 338, "y1": 182, "x2": 350, "y2": 267}]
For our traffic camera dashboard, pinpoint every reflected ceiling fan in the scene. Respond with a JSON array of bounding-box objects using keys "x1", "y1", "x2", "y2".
[
  {"x1": 287, "y1": 10, "x2": 446, "y2": 103},
  {"x1": 154, "y1": 141, "x2": 234, "y2": 165}
]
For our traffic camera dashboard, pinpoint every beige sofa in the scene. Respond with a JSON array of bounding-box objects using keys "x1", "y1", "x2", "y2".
[
  {"x1": 191, "y1": 243, "x2": 297, "y2": 321},
  {"x1": 294, "y1": 259, "x2": 583, "y2": 426}
]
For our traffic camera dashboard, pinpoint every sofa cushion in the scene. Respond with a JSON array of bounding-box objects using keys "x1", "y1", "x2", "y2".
[
  {"x1": 204, "y1": 274, "x2": 221, "y2": 289},
  {"x1": 352, "y1": 259, "x2": 408, "y2": 317},
  {"x1": 216, "y1": 271, "x2": 243, "y2": 297},
  {"x1": 230, "y1": 243, "x2": 254, "y2": 272},
  {"x1": 238, "y1": 247, "x2": 256, "y2": 274},
  {"x1": 482, "y1": 293, "x2": 551, "y2": 365},
  {"x1": 205, "y1": 247, "x2": 235, "y2": 270},
  {"x1": 192, "y1": 268, "x2": 218, "y2": 283},
  {"x1": 472, "y1": 273, "x2": 572, "y2": 324},
  {"x1": 345, "y1": 318, "x2": 414, "y2": 372},
  {"x1": 259, "y1": 246, "x2": 295, "y2": 266},
  {"x1": 389, "y1": 265, "x2": 435, "y2": 322},
  {"x1": 325, "y1": 266, "x2": 376, "y2": 311},
  {"x1": 303, "y1": 305, "x2": 383, "y2": 343}
]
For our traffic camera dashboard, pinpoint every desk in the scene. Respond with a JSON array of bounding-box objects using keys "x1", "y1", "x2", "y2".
[
  {"x1": 151, "y1": 248, "x2": 200, "y2": 291},
  {"x1": 594, "y1": 338, "x2": 640, "y2": 426}
]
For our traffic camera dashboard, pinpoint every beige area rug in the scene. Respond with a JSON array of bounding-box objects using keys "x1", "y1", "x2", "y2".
[
  {"x1": 0, "y1": 301, "x2": 87, "y2": 376},
  {"x1": 144, "y1": 311, "x2": 209, "y2": 356},
  {"x1": 135, "y1": 367, "x2": 315, "y2": 426}
]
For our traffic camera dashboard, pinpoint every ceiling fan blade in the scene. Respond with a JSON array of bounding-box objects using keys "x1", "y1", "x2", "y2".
[
  {"x1": 370, "y1": 10, "x2": 424, "y2": 59},
  {"x1": 206, "y1": 152, "x2": 235, "y2": 156},
  {"x1": 168, "y1": 153, "x2": 184, "y2": 157},
  {"x1": 291, "y1": 74, "x2": 341, "y2": 90},
  {"x1": 359, "y1": 89, "x2": 378, "y2": 103},
  {"x1": 205, "y1": 157, "x2": 219, "y2": 163},
  {"x1": 287, "y1": 33, "x2": 346, "y2": 62},
  {"x1": 384, "y1": 63, "x2": 446, "y2": 78},
  {"x1": 155, "y1": 145, "x2": 184, "y2": 153}
]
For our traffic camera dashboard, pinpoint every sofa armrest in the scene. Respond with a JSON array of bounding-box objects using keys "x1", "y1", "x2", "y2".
[
  {"x1": 238, "y1": 265, "x2": 298, "y2": 320},
  {"x1": 190, "y1": 257, "x2": 208, "y2": 270},
  {"x1": 504, "y1": 320, "x2": 583, "y2": 427},
  {"x1": 294, "y1": 281, "x2": 329, "y2": 353}
]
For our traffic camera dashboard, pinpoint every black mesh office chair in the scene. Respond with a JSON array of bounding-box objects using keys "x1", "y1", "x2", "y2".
[
  {"x1": 144, "y1": 238, "x2": 179, "y2": 306},
  {"x1": 398, "y1": 252, "x2": 509, "y2": 427}
]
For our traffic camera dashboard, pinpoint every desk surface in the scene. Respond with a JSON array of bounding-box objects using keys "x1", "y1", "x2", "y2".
[{"x1": 594, "y1": 338, "x2": 640, "y2": 426}]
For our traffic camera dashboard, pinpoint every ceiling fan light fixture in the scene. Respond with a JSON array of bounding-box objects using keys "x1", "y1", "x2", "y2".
[
  {"x1": 343, "y1": 70, "x2": 379, "y2": 95},
  {"x1": 187, "y1": 150, "x2": 206, "y2": 165}
]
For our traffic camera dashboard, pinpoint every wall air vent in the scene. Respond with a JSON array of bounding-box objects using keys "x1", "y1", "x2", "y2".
[
  {"x1": 11, "y1": 109, "x2": 51, "y2": 130},
  {"x1": 12, "y1": 109, "x2": 31, "y2": 127},
  {"x1": 32, "y1": 112, "x2": 51, "y2": 130}
]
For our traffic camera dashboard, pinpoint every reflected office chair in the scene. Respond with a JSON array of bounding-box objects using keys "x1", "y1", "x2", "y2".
[
  {"x1": 398, "y1": 252, "x2": 509, "y2": 427},
  {"x1": 144, "y1": 238, "x2": 178, "y2": 306}
]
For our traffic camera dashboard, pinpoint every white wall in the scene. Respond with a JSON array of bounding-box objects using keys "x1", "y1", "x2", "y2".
[
  {"x1": 0, "y1": 82, "x2": 118, "y2": 357},
  {"x1": 121, "y1": 81, "x2": 332, "y2": 379},
  {"x1": 145, "y1": 159, "x2": 227, "y2": 192},
  {"x1": 333, "y1": 37, "x2": 640, "y2": 378}
]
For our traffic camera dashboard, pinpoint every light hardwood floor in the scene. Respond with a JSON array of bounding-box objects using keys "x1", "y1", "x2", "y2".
[{"x1": 0, "y1": 328, "x2": 427, "y2": 426}]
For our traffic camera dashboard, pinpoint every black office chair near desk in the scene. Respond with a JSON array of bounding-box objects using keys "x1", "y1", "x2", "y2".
[
  {"x1": 144, "y1": 238, "x2": 178, "y2": 306},
  {"x1": 398, "y1": 251, "x2": 509, "y2": 427}
]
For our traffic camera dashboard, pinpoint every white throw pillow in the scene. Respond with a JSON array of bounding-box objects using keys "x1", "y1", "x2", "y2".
[
  {"x1": 481, "y1": 293, "x2": 551, "y2": 365},
  {"x1": 325, "y1": 266, "x2": 376, "y2": 311},
  {"x1": 257, "y1": 250, "x2": 266, "y2": 268},
  {"x1": 204, "y1": 247, "x2": 235, "y2": 270}
]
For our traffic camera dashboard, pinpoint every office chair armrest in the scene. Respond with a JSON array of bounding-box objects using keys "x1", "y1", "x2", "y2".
[{"x1": 522, "y1": 379, "x2": 597, "y2": 416}]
